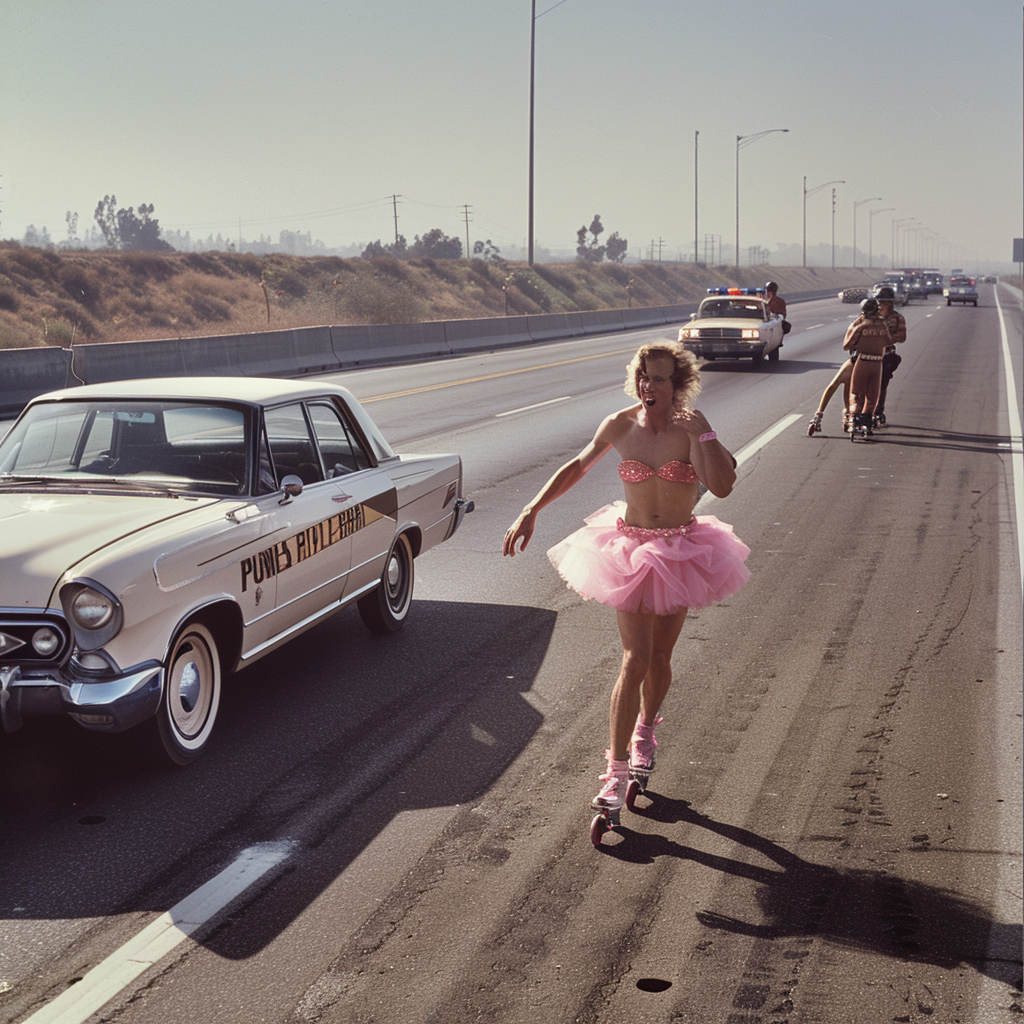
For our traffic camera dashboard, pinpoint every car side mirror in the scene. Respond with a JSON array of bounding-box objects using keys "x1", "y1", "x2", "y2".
[{"x1": 279, "y1": 474, "x2": 303, "y2": 503}]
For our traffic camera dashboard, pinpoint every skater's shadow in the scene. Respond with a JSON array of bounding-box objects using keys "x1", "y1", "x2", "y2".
[
  {"x1": 602, "y1": 796, "x2": 1021, "y2": 987},
  {"x1": 868, "y1": 426, "x2": 1019, "y2": 456}
]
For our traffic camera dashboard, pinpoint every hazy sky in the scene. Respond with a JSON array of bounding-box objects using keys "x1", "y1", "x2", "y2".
[{"x1": 2, "y1": 0, "x2": 1021, "y2": 266}]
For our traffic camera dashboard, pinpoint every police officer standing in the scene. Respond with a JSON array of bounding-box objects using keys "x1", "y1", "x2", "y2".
[{"x1": 871, "y1": 286, "x2": 907, "y2": 426}]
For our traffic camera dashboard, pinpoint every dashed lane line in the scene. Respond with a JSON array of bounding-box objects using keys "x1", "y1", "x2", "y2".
[{"x1": 496, "y1": 396, "x2": 572, "y2": 417}]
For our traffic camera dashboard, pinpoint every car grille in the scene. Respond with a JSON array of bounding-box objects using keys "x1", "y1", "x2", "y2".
[
  {"x1": 0, "y1": 613, "x2": 71, "y2": 664},
  {"x1": 695, "y1": 328, "x2": 744, "y2": 339}
]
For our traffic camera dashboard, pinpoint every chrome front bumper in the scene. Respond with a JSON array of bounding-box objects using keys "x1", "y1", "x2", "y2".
[
  {"x1": 1, "y1": 662, "x2": 163, "y2": 735},
  {"x1": 685, "y1": 341, "x2": 766, "y2": 360}
]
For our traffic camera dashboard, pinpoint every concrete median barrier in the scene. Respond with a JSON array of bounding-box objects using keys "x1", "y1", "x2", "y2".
[
  {"x1": 577, "y1": 309, "x2": 626, "y2": 334},
  {"x1": 233, "y1": 326, "x2": 339, "y2": 377},
  {"x1": 331, "y1": 321, "x2": 450, "y2": 368},
  {"x1": 74, "y1": 338, "x2": 190, "y2": 384},
  {"x1": 0, "y1": 346, "x2": 75, "y2": 415},
  {"x1": 528, "y1": 312, "x2": 586, "y2": 341},
  {"x1": 1, "y1": 301, "x2": 728, "y2": 417},
  {"x1": 444, "y1": 316, "x2": 532, "y2": 354}
]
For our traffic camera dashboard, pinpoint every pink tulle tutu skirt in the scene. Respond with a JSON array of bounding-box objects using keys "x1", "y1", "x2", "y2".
[{"x1": 547, "y1": 502, "x2": 750, "y2": 615}]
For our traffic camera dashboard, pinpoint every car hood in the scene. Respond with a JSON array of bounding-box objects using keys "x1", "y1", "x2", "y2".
[{"x1": 0, "y1": 490, "x2": 214, "y2": 609}]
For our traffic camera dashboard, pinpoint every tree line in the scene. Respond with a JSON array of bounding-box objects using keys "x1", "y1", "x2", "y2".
[{"x1": 11, "y1": 197, "x2": 629, "y2": 264}]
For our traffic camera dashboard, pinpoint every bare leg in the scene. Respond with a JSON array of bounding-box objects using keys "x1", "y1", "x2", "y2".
[
  {"x1": 818, "y1": 359, "x2": 853, "y2": 414},
  {"x1": 610, "y1": 608, "x2": 688, "y2": 760}
]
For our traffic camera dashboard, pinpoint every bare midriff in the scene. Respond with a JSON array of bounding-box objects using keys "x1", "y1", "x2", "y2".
[{"x1": 620, "y1": 476, "x2": 700, "y2": 530}]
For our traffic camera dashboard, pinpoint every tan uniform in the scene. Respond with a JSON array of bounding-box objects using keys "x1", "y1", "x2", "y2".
[
  {"x1": 876, "y1": 308, "x2": 907, "y2": 417},
  {"x1": 844, "y1": 314, "x2": 891, "y2": 415}
]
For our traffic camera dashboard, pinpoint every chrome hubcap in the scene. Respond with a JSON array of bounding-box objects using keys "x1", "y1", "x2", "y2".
[{"x1": 179, "y1": 661, "x2": 200, "y2": 713}]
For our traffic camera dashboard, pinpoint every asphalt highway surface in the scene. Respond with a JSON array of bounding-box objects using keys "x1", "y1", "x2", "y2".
[{"x1": 1, "y1": 285, "x2": 1021, "y2": 1024}]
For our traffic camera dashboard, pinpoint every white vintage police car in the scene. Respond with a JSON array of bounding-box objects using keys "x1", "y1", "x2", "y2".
[
  {"x1": 0, "y1": 378, "x2": 472, "y2": 764},
  {"x1": 678, "y1": 287, "x2": 785, "y2": 366}
]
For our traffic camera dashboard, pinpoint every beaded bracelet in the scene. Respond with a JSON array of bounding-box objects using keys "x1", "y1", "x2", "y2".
[{"x1": 698, "y1": 430, "x2": 717, "y2": 443}]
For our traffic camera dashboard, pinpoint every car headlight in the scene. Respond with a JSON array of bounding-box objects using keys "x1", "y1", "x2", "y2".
[
  {"x1": 71, "y1": 589, "x2": 114, "y2": 629},
  {"x1": 59, "y1": 580, "x2": 124, "y2": 651},
  {"x1": 32, "y1": 626, "x2": 63, "y2": 657},
  {"x1": 741, "y1": 329, "x2": 761, "y2": 340},
  {"x1": 678, "y1": 328, "x2": 698, "y2": 340}
]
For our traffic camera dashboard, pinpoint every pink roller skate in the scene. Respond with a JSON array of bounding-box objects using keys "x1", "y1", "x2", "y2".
[
  {"x1": 590, "y1": 751, "x2": 629, "y2": 846},
  {"x1": 626, "y1": 714, "x2": 663, "y2": 809}
]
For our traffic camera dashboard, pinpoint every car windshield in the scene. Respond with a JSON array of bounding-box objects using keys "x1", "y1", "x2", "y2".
[
  {"x1": 0, "y1": 400, "x2": 249, "y2": 496},
  {"x1": 699, "y1": 299, "x2": 765, "y2": 320}
]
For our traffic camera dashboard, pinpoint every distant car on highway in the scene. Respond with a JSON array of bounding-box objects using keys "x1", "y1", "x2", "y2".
[
  {"x1": 982, "y1": 274, "x2": 997, "y2": 283},
  {"x1": 838, "y1": 287, "x2": 868, "y2": 303},
  {"x1": 904, "y1": 272, "x2": 929, "y2": 299},
  {"x1": 678, "y1": 287, "x2": 785, "y2": 367},
  {"x1": 871, "y1": 279, "x2": 909, "y2": 306},
  {"x1": 944, "y1": 276, "x2": 978, "y2": 306},
  {"x1": 0, "y1": 377, "x2": 473, "y2": 764},
  {"x1": 923, "y1": 272, "x2": 944, "y2": 294}
]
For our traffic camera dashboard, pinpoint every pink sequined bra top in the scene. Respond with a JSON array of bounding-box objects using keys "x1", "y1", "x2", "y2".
[{"x1": 618, "y1": 460, "x2": 698, "y2": 484}]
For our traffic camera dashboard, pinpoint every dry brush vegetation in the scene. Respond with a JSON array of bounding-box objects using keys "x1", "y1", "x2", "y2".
[{"x1": 0, "y1": 245, "x2": 879, "y2": 351}]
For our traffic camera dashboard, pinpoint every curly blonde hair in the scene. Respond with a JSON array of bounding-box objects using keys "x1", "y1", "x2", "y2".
[{"x1": 623, "y1": 341, "x2": 701, "y2": 410}]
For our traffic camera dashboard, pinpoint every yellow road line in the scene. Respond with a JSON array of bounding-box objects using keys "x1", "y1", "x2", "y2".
[{"x1": 359, "y1": 346, "x2": 637, "y2": 403}]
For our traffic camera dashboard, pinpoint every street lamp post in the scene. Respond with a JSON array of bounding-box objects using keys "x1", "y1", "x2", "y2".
[
  {"x1": 853, "y1": 197, "x2": 882, "y2": 269},
  {"x1": 831, "y1": 189, "x2": 837, "y2": 270},
  {"x1": 906, "y1": 225, "x2": 925, "y2": 267},
  {"x1": 694, "y1": 130, "x2": 699, "y2": 264},
  {"x1": 868, "y1": 207, "x2": 894, "y2": 269},
  {"x1": 527, "y1": 0, "x2": 536, "y2": 265},
  {"x1": 735, "y1": 128, "x2": 788, "y2": 268},
  {"x1": 802, "y1": 178, "x2": 845, "y2": 267},
  {"x1": 892, "y1": 218, "x2": 915, "y2": 269}
]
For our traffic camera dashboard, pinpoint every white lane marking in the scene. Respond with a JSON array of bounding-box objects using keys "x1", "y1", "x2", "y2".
[
  {"x1": 803, "y1": 323, "x2": 826, "y2": 330},
  {"x1": 733, "y1": 413, "x2": 803, "y2": 468},
  {"x1": 976, "y1": 282, "x2": 1024, "y2": 1024},
  {"x1": 496, "y1": 396, "x2": 571, "y2": 418},
  {"x1": 994, "y1": 286, "x2": 1023, "y2": 598},
  {"x1": 695, "y1": 413, "x2": 802, "y2": 514},
  {"x1": 22, "y1": 841, "x2": 296, "y2": 1024}
]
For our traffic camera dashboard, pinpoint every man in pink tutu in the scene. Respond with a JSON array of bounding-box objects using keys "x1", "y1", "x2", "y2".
[{"x1": 503, "y1": 341, "x2": 749, "y2": 827}]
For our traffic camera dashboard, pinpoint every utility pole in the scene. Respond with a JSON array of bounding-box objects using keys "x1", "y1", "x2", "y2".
[
  {"x1": 392, "y1": 194, "x2": 401, "y2": 246},
  {"x1": 694, "y1": 130, "x2": 699, "y2": 264},
  {"x1": 528, "y1": 0, "x2": 536, "y2": 266},
  {"x1": 831, "y1": 188, "x2": 837, "y2": 270},
  {"x1": 462, "y1": 204, "x2": 472, "y2": 259}
]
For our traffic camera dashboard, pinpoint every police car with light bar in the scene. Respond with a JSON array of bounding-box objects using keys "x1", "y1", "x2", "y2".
[{"x1": 677, "y1": 287, "x2": 785, "y2": 367}]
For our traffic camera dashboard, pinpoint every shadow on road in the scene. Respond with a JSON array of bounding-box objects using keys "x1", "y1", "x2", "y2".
[
  {"x1": 604, "y1": 797, "x2": 1022, "y2": 988},
  {"x1": 698, "y1": 358, "x2": 837, "y2": 376},
  {"x1": 819, "y1": 425, "x2": 1018, "y2": 456},
  {"x1": 0, "y1": 599, "x2": 556, "y2": 958}
]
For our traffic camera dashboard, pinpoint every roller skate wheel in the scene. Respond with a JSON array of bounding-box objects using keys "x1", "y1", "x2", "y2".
[
  {"x1": 590, "y1": 813, "x2": 610, "y2": 846},
  {"x1": 625, "y1": 778, "x2": 641, "y2": 811}
]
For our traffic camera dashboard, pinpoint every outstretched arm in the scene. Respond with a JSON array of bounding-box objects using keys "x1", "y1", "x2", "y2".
[{"x1": 502, "y1": 417, "x2": 617, "y2": 556}]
